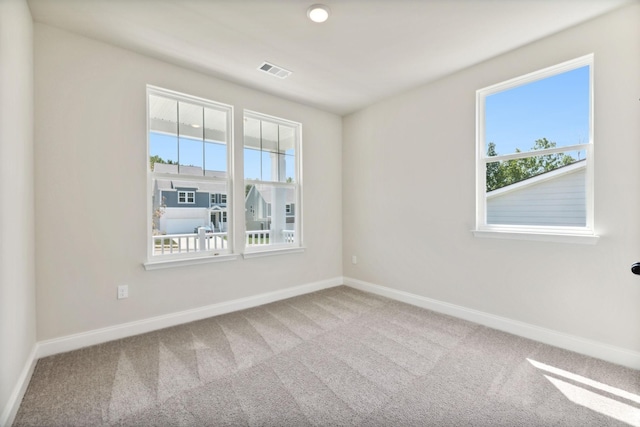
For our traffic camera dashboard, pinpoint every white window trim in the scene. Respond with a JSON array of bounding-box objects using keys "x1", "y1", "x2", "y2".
[
  {"x1": 243, "y1": 246, "x2": 305, "y2": 259},
  {"x1": 146, "y1": 86, "x2": 235, "y2": 266},
  {"x1": 474, "y1": 54, "x2": 597, "y2": 243},
  {"x1": 144, "y1": 253, "x2": 239, "y2": 270},
  {"x1": 472, "y1": 229, "x2": 599, "y2": 245},
  {"x1": 243, "y1": 110, "x2": 303, "y2": 255}
]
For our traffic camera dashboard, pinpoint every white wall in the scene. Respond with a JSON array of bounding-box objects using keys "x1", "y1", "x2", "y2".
[
  {"x1": 34, "y1": 24, "x2": 342, "y2": 341},
  {"x1": 343, "y1": 4, "x2": 640, "y2": 353},
  {"x1": 0, "y1": 0, "x2": 36, "y2": 423}
]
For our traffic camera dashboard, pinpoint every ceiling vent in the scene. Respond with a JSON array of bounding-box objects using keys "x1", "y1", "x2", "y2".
[{"x1": 258, "y1": 62, "x2": 292, "y2": 79}]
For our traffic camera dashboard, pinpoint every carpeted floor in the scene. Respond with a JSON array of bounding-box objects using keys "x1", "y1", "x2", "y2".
[{"x1": 14, "y1": 286, "x2": 640, "y2": 426}]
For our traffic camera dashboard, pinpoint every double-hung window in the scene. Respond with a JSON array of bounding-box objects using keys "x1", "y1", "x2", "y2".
[
  {"x1": 147, "y1": 86, "x2": 233, "y2": 263},
  {"x1": 243, "y1": 111, "x2": 301, "y2": 253},
  {"x1": 475, "y1": 55, "x2": 596, "y2": 243},
  {"x1": 178, "y1": 191, "x2": 195, "y2": 204}
]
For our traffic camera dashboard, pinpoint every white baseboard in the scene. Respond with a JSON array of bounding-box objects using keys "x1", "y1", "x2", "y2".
[
  {"x1": 15, "y1": 274, "x2": 637, "y2": 426},
  {"x1": 344, "y1": 276, "x2": 640, "y2": 370},
  {"x1": 0, "y1": 345, "x2": 38, "y2": 427},
  {"x1": 37, "y1": 277, "x2": 343, "y2": 359}
]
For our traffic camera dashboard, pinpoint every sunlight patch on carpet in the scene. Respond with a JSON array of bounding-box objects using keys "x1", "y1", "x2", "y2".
[{"x1": 528, "y1": 358, "x2": 640, "y2": 426}]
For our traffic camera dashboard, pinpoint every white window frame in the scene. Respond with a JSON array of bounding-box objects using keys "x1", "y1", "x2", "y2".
[
  {"x1": 474, "y1": 54, "x2": 598, "y2": 244},
  {"x1": 243, "y1": 110, "x2": 303, "y2": 258},
  {"x1": 178, "y1": 190, "x2": 195, "y2": 204},
  {"x1": 145, "y1": 86, "x2": 237, "y2": 269}
]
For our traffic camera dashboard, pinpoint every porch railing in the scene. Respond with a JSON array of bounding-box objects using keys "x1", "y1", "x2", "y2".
[
  {"x1": 283, "y1": 230, "x2": 295, "y2": 243},
  {"x1": 153, "y1": 231, "x2": 227, "y2": 255},
  {"x1": 153, "y1": 229, "x2": 296, "y2": 255},
  {"x1": 245, "y1": 229, "x2": 295, "y2": 246}
]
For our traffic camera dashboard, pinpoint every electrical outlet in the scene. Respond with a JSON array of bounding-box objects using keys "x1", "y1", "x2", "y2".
[
  {"x1": 117, "y1": 285, "x2": 128, "y2": 299},
  {"x1": 352, "y1": 255, "x2": 357, "y2": 264}
]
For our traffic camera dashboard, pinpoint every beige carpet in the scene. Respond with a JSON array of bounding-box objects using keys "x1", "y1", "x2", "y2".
[{"x1": 14, "y1": 286, "x2": 640, "y2": 426}]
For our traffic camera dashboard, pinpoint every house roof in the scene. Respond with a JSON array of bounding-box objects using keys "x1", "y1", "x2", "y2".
[
  {"x1": 155, "y1": 178, "x2": 226, "y2": 194},
  {"x1": 153, "y1": 163, "x2": 227, "y2": 179},
  {"x1": 155, "y1": 179, "x2": 173, "y2": 191},
  {"x1": 171, "y1": 180, "x2": 201, "y2": 190},
  {"x1": 487, "y1": 160, "x2": 586, "y2": 199},
  {"x1": 195, "y1": 182, "x2": 226, "y2": 194},
  {"x1": 153, "y1": 163, "x2": 178, "y2": 174},
  {"x1": 252, "y1": 185, "x2": 296, "y2": 205}
]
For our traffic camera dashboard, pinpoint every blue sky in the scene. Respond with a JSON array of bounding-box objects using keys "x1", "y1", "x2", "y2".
[
  {"x1": 150, "y1": 133, "x2": 227, "y2": 172},
  {"x1": 485, "y1": 65, "x2": 590, "y2": 156},
  {"x1": 151, "y1": 66, "x2": 589, "y2": 175}
]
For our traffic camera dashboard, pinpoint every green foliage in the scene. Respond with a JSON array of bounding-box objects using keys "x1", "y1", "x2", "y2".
[
  {"x1": 486, "y1": 138, "x2": 576, "y2": 192},
  {"x1": 149, "y1": 155, "x2": 176, "y2": 171},
  {"x1": 152, "y1": 196, "x2": 167, "y2": 234}
]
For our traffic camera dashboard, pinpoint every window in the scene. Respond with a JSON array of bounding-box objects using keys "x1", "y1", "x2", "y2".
[
  {"x1": 475, "y1": 55, "x2": 596, "y2": 242},
  {"x1": 178, "y1": 191, "x2": 195, "y2": 204},
  {"x1": 244, "y1": 111, "x2": 301, "y2": 252},
  {"x1": 147, "y1": 86, "x2": 232, "y2": 262},
  {"x1": 285, "y1": 204, "x2": 292, "y2": 214}
]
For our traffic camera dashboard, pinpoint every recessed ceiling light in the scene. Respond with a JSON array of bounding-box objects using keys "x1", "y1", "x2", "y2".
[
  {"x1": 191, "y1": 124, "x2": 201, "y2": 128},
  {"x1": 307, "y1": 4, "x2": 330, "y2": 23}
]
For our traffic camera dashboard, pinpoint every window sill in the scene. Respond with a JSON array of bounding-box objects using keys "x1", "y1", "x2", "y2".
[
  {"x1": 472, "y1": 229, "x2": 600, "y2": 245},
  {"x1": 243, "y1": 246, "x2": 306, "y2": 259},
  {"x1": 143, "y1": 253, "x2": 238, "y2": 270}
]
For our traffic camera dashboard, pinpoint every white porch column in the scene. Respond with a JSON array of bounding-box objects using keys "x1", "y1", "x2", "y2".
[{"x1": 270, "y1": 153, "x2": 286, "y2": 244}]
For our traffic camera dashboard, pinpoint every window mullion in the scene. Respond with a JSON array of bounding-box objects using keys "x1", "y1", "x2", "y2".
[
  {"x1": 484, "y1": 143, "x2": 588, "y2": 162},
  {"x1": 201, "y1": 107, "x2": 205, "y2": 175},
  {"x1": 176, "y1": 101, "x2": 180, "y2": 173},
  {"x1": 259, "y1": 119, "x2": 263, "y2": 181}
]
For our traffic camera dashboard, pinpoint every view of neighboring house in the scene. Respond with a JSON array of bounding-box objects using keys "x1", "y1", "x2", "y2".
[
  {"x1": 245, "y1": 184, "x2": 296, "y2": 232},
  {"x1": 153, "y1": 163, "x2": 296, "y2": 235},
  {"x1": 153, "y1": 163, "x2": 227, "y2": 234},
  {"x1": 486, "y1": 160, "x2": 586, "y2": 227}
]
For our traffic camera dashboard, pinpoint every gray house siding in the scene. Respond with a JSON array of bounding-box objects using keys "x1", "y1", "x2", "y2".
[
  {"x1": 487, "y1": 166, "x2": 586, "y2": 226},
  {"x1": 161, "y1": 188, "x2": 210, "y2": 208},
  {"x1": 244, "y1": 185, "x2": 296, "y2": 230},
  {"x1": 245, "y1": 186, "x2": 270, "y2": 230}
]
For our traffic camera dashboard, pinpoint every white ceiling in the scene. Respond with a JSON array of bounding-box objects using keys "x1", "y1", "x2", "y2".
[{"x1": 27, "y1": 0, "x2": 631, "y2": 115}]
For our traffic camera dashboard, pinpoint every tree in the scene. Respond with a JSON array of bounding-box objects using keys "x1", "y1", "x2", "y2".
[
  {"x1": 152, "y1": 196, "x2": 167, "y2": 235},
  {"x1": 149, "y1": 155, "x2": 176, "y2": 171},
  {"x1": 485, "y1": 142, "x2": 503, "y2": 192},
  {"x1": 486, "y1": 138, "x2": 576, "y2": 191}
]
